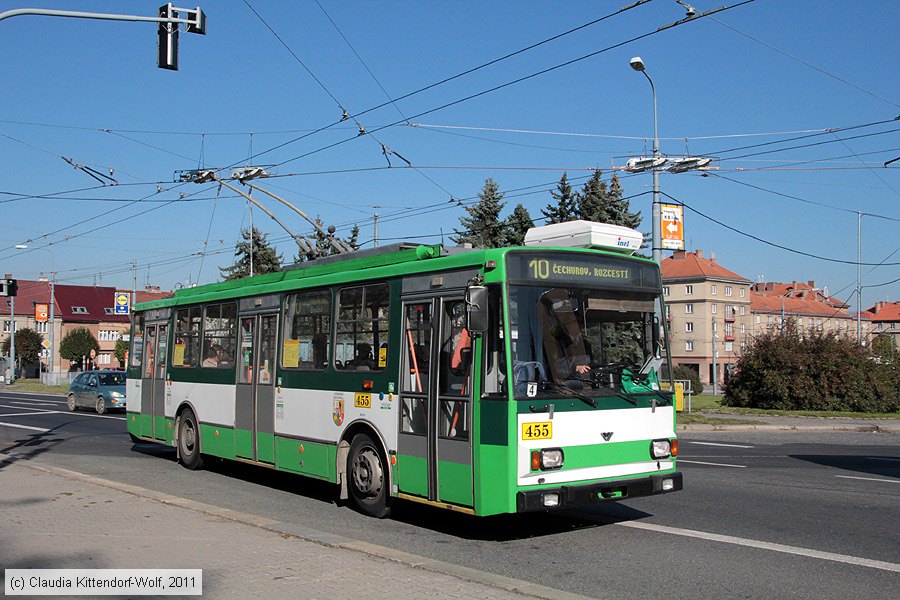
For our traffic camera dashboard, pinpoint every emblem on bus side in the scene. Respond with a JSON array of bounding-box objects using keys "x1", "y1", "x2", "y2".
[
  {"x1": 601, "y1": 432, "x2": 613, "y2": 441},
  {"x1": 333, "y1": 399, "x2": 345, "y2": 426}
]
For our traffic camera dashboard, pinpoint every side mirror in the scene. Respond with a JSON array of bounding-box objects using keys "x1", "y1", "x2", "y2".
[{"x1": 465, "y1": 286, "x2": 489, "y2": 333}]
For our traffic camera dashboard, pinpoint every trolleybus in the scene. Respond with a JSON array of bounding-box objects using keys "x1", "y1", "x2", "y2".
[{"x1": 126, "y1": 220, "x2": 682, "y2": 517}]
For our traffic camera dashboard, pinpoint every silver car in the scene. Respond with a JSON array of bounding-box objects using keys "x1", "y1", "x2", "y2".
[{"x1": 67, "y1": 370, "x2": 126, "y2": 414}]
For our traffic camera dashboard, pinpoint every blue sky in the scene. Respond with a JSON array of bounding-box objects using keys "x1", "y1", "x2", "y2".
[{"x1": 1, "y1": 0, "x2": 898, "y2": 311}]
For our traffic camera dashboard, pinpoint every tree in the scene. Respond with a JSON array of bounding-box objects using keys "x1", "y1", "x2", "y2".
[
  {"x1": 724, "y1": 323, "x2": 899, "y2": 413},
  {"x1": 542, "y1": 172, "x2": 578, "y2": 224},
  {"x1": 505, "y1": 204, "x2": 534, "y2": 246},
  {"x1": 114, "y1": 328, "x2": 130, "y2": 367},
  {"x1": 59, "y1": 327, "x2": 100, "y2": 370},
  {"x1": 871, "y1": 334, "x2": 896, "y2": 364},
  {"x1": 1, "y1": 328, "x2": 43, "y2": 373},
  {"x1": 453, "y1": 178, "x2": 509, "y2": 248},
  {"x1": 576, "y1": 170, "x2": 642, "y2": 228},
  {"x1": 220, "y1": 226, "x2": 283, "y2": 281}
]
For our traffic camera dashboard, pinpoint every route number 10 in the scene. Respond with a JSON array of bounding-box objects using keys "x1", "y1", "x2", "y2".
[{"x1": 529, "y1": 259, "x2": 550, "y2": 280}]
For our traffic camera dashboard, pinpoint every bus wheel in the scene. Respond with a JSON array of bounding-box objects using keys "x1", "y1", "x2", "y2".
[
  {"x1": 177, "y1": 409, "x2": 204, "y2": 470},
  {"x1": 348, "y1": 433, "x2": 390, "y2": 518}
]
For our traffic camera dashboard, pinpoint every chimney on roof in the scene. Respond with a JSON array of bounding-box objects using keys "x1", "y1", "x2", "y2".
[
  {"x1": 144, "y1": 284, "x2": 161, "y2": 293},
  {"x1": 876, "y1": 301, "x2": 885, "y2": 312},
  {"x1": 673, "y1": 250, "x2": 686, "y2": 260},
  {"x1": 710, "y1": 250, "x2": 717, "y2": 263},
  {"x1": 807, "y1": 280, "x2": 815, "y2": 288},
  {"x1": 695, "y1": 249, "x2": 704, "y2": 259},
  {"x1": 4, "y1": 273, "x2": 10, "y2": 279}
]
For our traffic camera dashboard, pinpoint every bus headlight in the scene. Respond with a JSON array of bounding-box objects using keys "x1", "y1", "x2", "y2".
[
  {"x1": 541, "y1": 448, "x2": 564, "y2": 470},
  {"x1": 650, "y1": 439, "x2": 672, "y2": 459}
]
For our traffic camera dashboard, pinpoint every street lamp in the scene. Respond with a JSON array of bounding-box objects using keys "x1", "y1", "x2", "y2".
[
  {"x1": 629, "y1": 56, "x2": 662, "y2": 265},
  {"x1": 16, "y1": 244, "x2": 56, "y2": 384}
]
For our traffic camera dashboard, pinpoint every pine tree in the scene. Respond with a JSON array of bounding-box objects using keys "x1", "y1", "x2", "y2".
[
  {"x1": 575, "y1": 170, "x2": 641, "y2": 229},
  {"x1": 452, "y1": 178, "x2": 509, "y2": 248},
  {"x1": 220, "y1": 226, "x2": 283, "y2": 281},
  {"x1": 542, "y1": 172, "x2": 577, "y2": 224},
  {"x1": 505, "y1": 204, "x2": 534, "y2": 246}
]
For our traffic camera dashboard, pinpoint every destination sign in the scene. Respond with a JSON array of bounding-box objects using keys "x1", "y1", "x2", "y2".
[{"x1": 506, "y1": 252, "x2": 659, "y2": 289}]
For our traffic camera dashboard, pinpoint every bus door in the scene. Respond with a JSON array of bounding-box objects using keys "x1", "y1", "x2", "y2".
[
  {"x1": 236, "y1": 309, "x2": 278, "y2": 463},
  {"x1": 140, "y1": 321, "x2": 168, "y2": 440},
  {"x1": 398, "y1": 296, "x2": 474, "y2": 507}
]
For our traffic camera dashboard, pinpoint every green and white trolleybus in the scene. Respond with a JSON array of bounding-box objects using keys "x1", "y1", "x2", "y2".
[{"x1": 126, "y1": 220, "x2": 682, "y2": 517}]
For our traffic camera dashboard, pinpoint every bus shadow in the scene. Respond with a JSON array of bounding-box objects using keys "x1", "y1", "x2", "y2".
[
  {"x1": 389, "y1": 499, "x2": 651, "y2": 541},
  {"x1": 791, "y1": 454, "x2": 899, "y2": 479}
]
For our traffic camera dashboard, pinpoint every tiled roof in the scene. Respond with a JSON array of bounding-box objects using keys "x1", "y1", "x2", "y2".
[
  {"x1": 52, "y1": 285, "x2": 129, "y2": 323},
  {"x1": 751, "y1": 291, "x2": 860, "y2": 319},
  {"x1": 4, "y1": 280, "x2": 53, "y2": 316},
  {"x1": 860, "y1": 301, "x2": 900, "y2": 322},
  {"x1": 661, "y1": 250, "x2": 750, "y2": 282}
]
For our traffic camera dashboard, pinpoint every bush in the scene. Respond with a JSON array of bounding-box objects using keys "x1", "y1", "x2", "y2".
[
  {"x1": 724, "y1": 324, "x2": 899, "y2": 413},
  {"x1": 673, "y1": 365, "x2": 704, "y2": 395}
]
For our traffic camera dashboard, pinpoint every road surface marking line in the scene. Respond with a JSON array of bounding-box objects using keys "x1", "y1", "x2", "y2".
[
  {"x1": 836, "y1": 475, "x2": 900, "y2": 484},
  {"x1": 0, "y1": 411, "x2": 56, "y2": 417},
  {"x1": 6, "y1": 400, "x2": 61, "y2": 406},
  {"x1": 616, "y1": 521, "x2": 900, "y2": 573},
  {"x1": 678, "y1": 459, "x2": 746, "y2": 468},
  {"x1": 865, "y1": 457, "x2": 900, "y2": 462},
  {"x1": 0, "y1": 421, "x2": 50, "y2": 432},
  {"x1": 687, "y1": 441, "x2": 754, "y2": 448}
]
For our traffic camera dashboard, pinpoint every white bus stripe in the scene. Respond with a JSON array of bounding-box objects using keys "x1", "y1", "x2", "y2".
[
  {"x1": 836, "y1": 475, "x2": 900, "y2": 484},
  {"x1": 617, "y1": 521, "x2": 900, "y2": 573},
  {"x1": 678, "y1": 459, "x2": 746, "y2": 468},
  {"x1": 0, "y1": 421, "x2": 50, "y2": 432},
  {"x1": 688, "y1": 441, "x2": 754, "y2": 449}
]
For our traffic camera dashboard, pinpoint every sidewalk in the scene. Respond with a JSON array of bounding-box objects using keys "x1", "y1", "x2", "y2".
[
  {"x1": 679, "y1": 411, "x2": 900, "y2": 433},
  {"x1": 0, "y1": 462, "x2": 589, "y2": 600}
]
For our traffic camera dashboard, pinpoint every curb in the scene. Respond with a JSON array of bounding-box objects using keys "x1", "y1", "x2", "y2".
[
  {"x1": 679, "y1": 423, "x2": 900, "y2": 433},
  {"x1": 7, "y1": 459, "x2": 593, "y2": 600}
]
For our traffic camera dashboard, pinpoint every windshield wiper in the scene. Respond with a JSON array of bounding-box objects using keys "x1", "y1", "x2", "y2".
[{"x1": 540, "y1": 381, "x2": 597, "y2": 408}]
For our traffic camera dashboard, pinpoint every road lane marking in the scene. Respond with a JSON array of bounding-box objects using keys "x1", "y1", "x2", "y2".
[
  {"x1": 0, "y1": 411, "x2": 56, "y2": 418},
  {"x1": 836, "y1": 475, "x2": 900, "y2": 484},
  {"x1": 687, "y1": 441, "x2": 754, "y2": 449},
  {"x1": 0, "y1": 421, "x2": 50, "y2": 432},
  {"x1": 0, "y1": 405, "x2": 125, "y2": 421},
  {"x1": 865, "y1": 457, "x2": 900, "y2": 462},
  {"x1": 6, "y1": 400, "x2": 62, "y2": 406},
  {"x1": 617, "y1": 521, "x2": 900, "y2": 573},
  {"x1": 678, "y1": 459, "x2": 746, "y2": 468}
]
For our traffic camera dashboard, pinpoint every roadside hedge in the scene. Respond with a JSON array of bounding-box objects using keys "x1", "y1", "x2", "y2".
[{"x1": 723, "y1": 325, "x2": 899, "y2": 413}]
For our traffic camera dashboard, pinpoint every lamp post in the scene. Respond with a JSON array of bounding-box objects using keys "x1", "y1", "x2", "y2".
[
  {"x1": 630, "y1": 56, "x2": 661, "y2": 265},
  {"x1": 16, "y1": 245, "x2": 56, "y2": 384}
]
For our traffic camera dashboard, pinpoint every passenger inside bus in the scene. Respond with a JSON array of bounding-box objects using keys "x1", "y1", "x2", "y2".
[{"x1": 348, "y1": 343, "x2": 374, "y2": 370}]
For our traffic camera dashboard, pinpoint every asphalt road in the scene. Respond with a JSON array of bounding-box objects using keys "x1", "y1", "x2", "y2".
[{"x1": 1, "y1": 390, "x2": 898, "y2": 600}]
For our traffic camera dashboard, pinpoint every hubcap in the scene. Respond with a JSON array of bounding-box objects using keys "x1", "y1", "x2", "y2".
[
  {"x1": 183, "y1": 422, "x2": 195, "y2": 451},
  {"x1": 352, "y1": 447, "x2": 383, "y2": 497}
]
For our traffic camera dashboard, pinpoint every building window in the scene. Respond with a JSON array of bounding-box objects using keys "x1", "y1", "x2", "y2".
[
  {"x1": 725, "y1": 323, "x2": 734, "y2": 336},
  {"x1": 740, "y1": 323, "x2": 746, "y2": 333},
  {"x1": 711, "y1": 303, "x2": 718, "y2": 314},
  {"x1": 665, "y1": 305, "x2": 670, "y2": 319},
  {"x1": 710, "y1": 284, "x2": 717, "y2": 295},
  {"x1": 740, "y1": 288, "x2": 746, "y2": 298},
  {"x1": 725, "y1": 341, "x2": 734, "y2": 352},
  {"x1": 725, "y1": 286, "x2": 733, "y2": 296},
  {"x1": 767, "y1": 315, "x2": 774, "y2": 325},
  {"x1": 663, "y1": 286, "x2": 670, "y2": 296},
  {"x1": 36, "y1": 321, "x2": 48, "y2": 333},
  {"x1": 685, "y1": 285, "x2": 693, "y2": 295},
  {"x1": 685, "y1": 304, "x2": 694, "y2": 314},
  {"x1": 685, "y1": 322, "x2": 693, "y2": 332},
  {"x1": 98, "y1": 330, "x2": 121, "y2": 342},
  {"x1": 740, "y1": 341, "x2": 746, "y2": 351},
  {"x1": 3, "y1": 320, "x2": 13, "y2": 333},
  {"x1": 103, "y1": 307, "x2": 116, "y2": 315},
  {"x1": 740, "y1": 306, "x2": 746, "y2": 316},
  {"x1": 685, "y1": 340, "x2": 694, "y2": 351},
  {"x1": 71, "y1": 306, "x2": 88, "y2": 314},
  {"x1": 755, "y1": 315, "x2": 761, "y2": 324}
]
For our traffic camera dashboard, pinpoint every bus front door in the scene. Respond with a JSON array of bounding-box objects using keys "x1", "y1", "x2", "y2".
[
  {"x1": 140, "y1": 323, "x2": 168, "y2": 441},
  {"x1": 236, "y1": 313, "x2": 277, "y2": 463},
  {"x1": 397, "y1": 297, "x2": 474, "y2": 508}
]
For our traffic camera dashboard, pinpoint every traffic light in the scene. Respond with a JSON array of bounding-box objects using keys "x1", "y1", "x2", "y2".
[
  {"x1": 157, "y1": 4, "x2": 179, "y2": 70},
  {"x1": 0, "y1": 279, "x2": 17, "y2": 297}
]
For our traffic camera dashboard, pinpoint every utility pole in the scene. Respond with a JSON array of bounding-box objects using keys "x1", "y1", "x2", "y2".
[
  {"x1": 857, "y1": 212, "x2": 862, "y2": 345},
  {"x1": 373, "y1": 212, "x2": 379, "y2": 248},
  {"x1": 711, "y1": 318, "x2": 718, "y2": 395},
  {"x1": 9, "y1": 293, "x2": 15, "y2": 383}
]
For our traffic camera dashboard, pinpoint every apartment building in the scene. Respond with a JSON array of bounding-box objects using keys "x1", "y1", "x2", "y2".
[
  {"x1": 750, "y1": 281, "x2": 869, "y2": 340},
  {"x1": 2, "y1": 278, "x2": 171, "y2": 378},
  {"x1": 661, "y1": 250, "x2": 753, "y2": 388},
  {"x1": 859, "y1": 301, "x2": 900, "y2": 350}
]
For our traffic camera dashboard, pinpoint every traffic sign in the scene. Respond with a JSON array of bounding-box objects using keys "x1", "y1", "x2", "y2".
[
  {"x1": 114, "y1": 291, "x2": 131, "y2": 315},
  {"x1": 661, "y1": 204, "x2": 685, "y2": 250}
]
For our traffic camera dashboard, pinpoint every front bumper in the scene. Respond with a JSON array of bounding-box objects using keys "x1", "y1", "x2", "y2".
[{"x1": 516, "y1": 471, "x2": 683, "y2": 512}]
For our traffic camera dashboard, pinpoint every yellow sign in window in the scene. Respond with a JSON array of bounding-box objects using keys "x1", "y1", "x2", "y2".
[{"x1": 522, "y1": 421, "x2": 552, "y2": 440}]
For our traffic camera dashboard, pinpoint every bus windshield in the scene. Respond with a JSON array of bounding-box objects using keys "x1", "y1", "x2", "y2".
[{"x1": 507, "y1": 284, "x2": 667, "y2": 400}]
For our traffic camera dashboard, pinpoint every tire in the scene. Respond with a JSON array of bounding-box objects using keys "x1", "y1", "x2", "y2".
[
  {"x1": 177, "y1": 409, "x2": 204, "y2": 470},
  {"x1": 67, "y1": 394, "x2": 77, "y2": 412},
  {"x1": 347, "y1": 433, "x2": 390, "y2": 518},
  {"x1": 95, "y1": 397, "x2": 107, "y2": 415}
]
